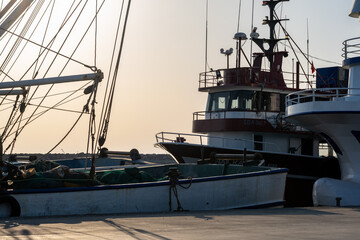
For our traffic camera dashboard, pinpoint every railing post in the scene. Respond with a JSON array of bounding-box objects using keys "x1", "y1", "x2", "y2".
[
  {"x1": 312, "y1": 90, "x2": 315, "y2": 102},
  {"x1": 200, "y1": 135, "x2": 203, "y2": 145},
  {"x1": 345, "y1": 41, "x2": 348, "y2": 60}
]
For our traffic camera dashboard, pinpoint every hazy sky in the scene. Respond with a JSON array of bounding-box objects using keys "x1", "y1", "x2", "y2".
[
  {"x1": 1, "y1": 0, "x2": 359, "y2": 154},
  {"x1": 111, "y1": 0, "x2": 359, "y2": 154}
]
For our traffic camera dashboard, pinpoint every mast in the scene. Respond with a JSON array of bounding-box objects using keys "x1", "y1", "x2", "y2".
[{"x1": 252, "y1": 0, "x2": 289, "y2": 68}]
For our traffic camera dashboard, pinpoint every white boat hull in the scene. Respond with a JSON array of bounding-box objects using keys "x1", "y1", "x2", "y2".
[
  {"x1": 0, "y1": 167, "x2": 287, "y2": 217},
  {"x1": 313, "y1": 178, "x2": 360, "y2": 207}
]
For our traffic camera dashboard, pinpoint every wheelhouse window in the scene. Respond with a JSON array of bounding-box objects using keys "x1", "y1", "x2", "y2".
[
  {"x1": 230, "y1": 91, "x2": 255, "y2": 110},
  {"x1": 209, "y1": 92, "x2": 229, "y2": 111},
  {"x1": 206, "y1": 90, "x2": 284, "y2": 112}
]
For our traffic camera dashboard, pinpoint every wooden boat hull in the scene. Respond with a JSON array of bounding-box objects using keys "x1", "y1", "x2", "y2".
[{"x1": 0, "y1": 165, "x2": 287, "y2": 217}]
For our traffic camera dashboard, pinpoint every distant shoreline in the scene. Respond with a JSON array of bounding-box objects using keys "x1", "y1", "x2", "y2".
[{"x1": 3, "y1": 153, "x2": 175, "y2": 164}]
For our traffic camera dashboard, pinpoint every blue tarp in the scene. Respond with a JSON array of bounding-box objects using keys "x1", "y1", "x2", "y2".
[{"x1": 316, "y1": 67, "x2": 348, "y2": 88}]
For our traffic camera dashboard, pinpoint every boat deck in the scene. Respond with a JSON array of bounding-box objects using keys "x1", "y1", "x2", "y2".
[{"x1": 1, "y1": 207, "x2": 359, "y2": 239}]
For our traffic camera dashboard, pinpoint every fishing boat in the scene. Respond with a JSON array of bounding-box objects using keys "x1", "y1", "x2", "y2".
[
  {"x1": 0, "y1": 163, "x2": 287, "y2": 217},
  {"x1": 0, "y1": 0, "x2": 287, "y2": 217},
  {"x1": 155, "y1": 0, "x2": 341, "y2": 207},
  {"x1": 285, "y1": 0, "x2": 360, "y2": 207}
]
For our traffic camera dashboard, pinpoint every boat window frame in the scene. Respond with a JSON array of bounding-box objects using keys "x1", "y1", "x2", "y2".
[{"x1": 206, "y1": 90, "x2": 285, "y2": 113}]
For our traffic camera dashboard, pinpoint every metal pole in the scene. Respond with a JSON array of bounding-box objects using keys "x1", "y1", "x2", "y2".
[
  {"x1": 0, "y1": 89, "x2": 26, "y2": 95},
  {"x1": 296, "y1": 61, "x2": 300, "y2": 89},
  {"x1": 204, "y1": 0, "x2": 208, "y2": 79},
  {"x1": 292, "y1": 58, "x2": 294, "y2": 88},
  {"x1": 238, "y1": 39, "x2": 242, "y2": 68},
  {"x1": 0, "y1": 72, "x2": 103, "y2": 89},
  {"x1": 249, "y1": 0, "x2": 254, "y2": 65}
]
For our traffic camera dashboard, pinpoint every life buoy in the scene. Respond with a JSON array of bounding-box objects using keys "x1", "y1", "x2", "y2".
[{"x1": 0, "y1": 195, "x2": 21, "y2": 217}]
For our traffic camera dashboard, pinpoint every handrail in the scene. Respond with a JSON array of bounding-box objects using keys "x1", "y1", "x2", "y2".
[
  {"x1": 191, "y1": 110, "x2": 307, "y2": 133},
  {"x1": 192, "y1": 110, "x2": 281, "y2": 121},
  {"x1": 155, "y1": 131, "x2": 281, "y2": 152},
  {"x1": 342, "y1": 37, "x2": 360, "y2": 60},
  {"x1": 285, "y1": 87, "x2": 360, "y2": 107},
  {"x1": 198, "y1": 68, "x2": 316, "y2": 90}
]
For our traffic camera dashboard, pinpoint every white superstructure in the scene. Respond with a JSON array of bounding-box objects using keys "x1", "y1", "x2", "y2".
[{"x1": 285, "y1": 4, "x2": 360, "y2": 205}]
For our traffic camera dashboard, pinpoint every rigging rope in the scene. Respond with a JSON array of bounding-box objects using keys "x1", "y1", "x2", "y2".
[
  {"x1": 0, "y1": 2, "x2": 94, "y2": 80},
  {"x1": 94, "y1": 0, "x2": 98, "y2": 67},
  {"x1": 0, "y1": 2, "x2": 32, "y2": 82},
  {"x1": 96, "y1": 0, "x2": 131, "y2": 150},
  {"x1": 1, "y1": 0, "x2": 44, "y2": 80},
  {"x1": 1, "y1": 0, "x2": 131, "y2": 157},
  {"x1": 30, "y1": 0, "x2": 78, "y2": 80},
  {"x1": 2, "y1": 0, "x2": 88, "y2": 151},
  {"x1": 0, "y1": 0, "x2": 52, "y2": 133},
  {"x1": 273, "y1": 12, "x2": 313, "y2": 88},
  {"x1": 4, "y1": 0, "x2": 108, "y2": 151},
  {"x1": 37, "y1": 0, "x2": 105, "y2": 156},
  {"x1": 33, "y1": 0, "x2": 55, "y2": 79},
  {"x1": 0, "y1": 83, "x2": 91, "y2": 133},
  {"x1": 1, "y1": 95, "x2": 19, "y2": 139},
  {"x1": 3, "y1": 81, "x2": 93, "y2": 153}
]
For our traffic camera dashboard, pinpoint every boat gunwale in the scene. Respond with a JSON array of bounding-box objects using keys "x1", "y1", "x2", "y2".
[
  {"x1": 4, "y1": 167, "x2": 288, "y2": 195},
  {"x1": 154, "y1": 141, "x2": 322, "y2": 159}
]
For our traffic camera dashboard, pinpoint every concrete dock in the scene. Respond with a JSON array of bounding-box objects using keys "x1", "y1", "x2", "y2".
[{"x1": 1, "y1": 207, "x2": 360, "y2": 239}]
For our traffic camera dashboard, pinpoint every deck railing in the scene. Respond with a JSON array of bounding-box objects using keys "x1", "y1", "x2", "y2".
[
  {"x1": 155, "y1": 131, "x2": 281, "y2": 152},
  {"x1": 198, "y1": 68, "x2": 316, "y2": 90},
  {"x1": 193, "y1": 110, "x2": 279, "y2": 121},
  {"x1": 285, "y1": 88, "x2": 356, "y2": 107},
  {"x1": 192, "y1": 110, "x2": 307, "y2": 132},
  {"x1": 342, "y1": 37, "x2": 360, "y2": 60}
]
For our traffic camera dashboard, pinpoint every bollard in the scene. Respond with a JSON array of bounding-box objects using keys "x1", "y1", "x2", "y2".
[{"x1": 336, "y1": 197, "x2": 342, "y2": 207}]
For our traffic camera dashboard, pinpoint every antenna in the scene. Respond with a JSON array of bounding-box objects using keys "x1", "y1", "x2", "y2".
[
  {"x1": 250, "y1": 0, "x2": 255, "y2": 65},
  {"x1": 252, "y1": 0, "x2": 289, "y2": 67},
  {"x1": 307, "y1": 18, "x2": 310, "y2": 87},
  {"x1": 205, "y1": 0, "x2": 209, "y2": 75},
  {"x1": 237, "y1": 0, "x2": 242, "y2": 32}
]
